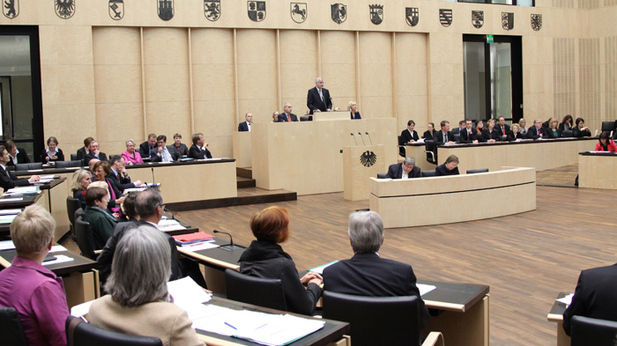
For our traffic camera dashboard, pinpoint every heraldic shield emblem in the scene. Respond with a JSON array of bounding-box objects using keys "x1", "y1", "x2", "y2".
[
  {"x1": 331, "y1": 3, "x2": 346, "y2": 24},
  {"x1": 204, "y1": 0, "x2": 221, "y2": 21},
  {"x1": 405, "y1": 7, "x2": 419, "y2": 27},
  {"x1": 502, "y1": 12, "x2": 514, "y2": 30},
  {"x1": 472, "y1": 10, "x2": 483, "y2": 29},
  {"x1": 290, "y1": 3, "x2": 307, "y2": 24},
  {"x1": 439, "y1": 9, "x2": 452, "y2": 27},
  {"x1": 109, "y1": 0, "x2": 124, "y2": 20},
  {"x1": 360, "y1": 151, "x2": 377, "y2": 167},
  {"x1": 158, "y1": 0, "x2": 174, "y2": 21},
  {"x1": 531, "y1": 14, "x2": 542, "y2": 31},
  {"x1": 3, "y1": 0, "x2": 18, "y2": 19},
  {"x1": 369, "y1": 4, "x2": 383, "y2": 25},
  {"x1": 248, "y1": 1, "x2": 266, "y2": 22},
  {"x1": 55, "y1": 0, "x2": 75, "y2": 19}
]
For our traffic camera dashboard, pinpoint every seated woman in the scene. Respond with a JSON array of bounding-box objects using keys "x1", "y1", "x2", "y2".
[
  {"x1": 573, "y1": 117, "x2": 592, "y2": 137},
  {"x1": 71, "y1": 169, "x2": 92, "y2": 209},
  {"x1": 422, "y1": 122, "x2": 435, "y2": 140},
  {"x1": 595, "y1": 131, "x2": 617, "y2": 152},
  {"x1": 507, "y1": 123, "x2": 524, "y2": 142},
  {"x1": 546, "y1": 117, "x2": 561, "y2": 138},
  {"x1": 435, "y1": 155, "x2": 460, "y2": 176},
  {"x1": 92, "y1": 160, "x2": 125, "y2": 218},
  {"x1": 239, "y1": 206, "x2": 322, "y2": 316},
  {"x1": 481, "y1": 119, "x2": 499, "y2": 142},
  {"x1": 121, "y1": 139, "x2": 143, "y2": 165},
  {"x1": 89, "y1": 225, "x2": 205, "y2": 346},
  {"x1": 518, "y1": 118, "x2": 528, "y2": 136},
  {"x1": 83, "y1": 186, "x2": 117, "y2": 249},
  {"x1": 349, "y1": 101, "x2": 361, "y2": 120},
  {"x1": 168, "y1": 133, "x2": 189, "y2": 159},
  {"x1": 40, "y1": 136, "x2": 64, "y2": 163},
  {"x1": 0, "y1": 205, "x2": 69, "y2": 346},
  {"x1": 559, "y1": 114, "x2": 574, "y2": 133}
]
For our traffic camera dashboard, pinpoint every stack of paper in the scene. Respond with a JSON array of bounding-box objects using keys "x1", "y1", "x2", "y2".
[
  {"x1": 0, "y1": 209, "x2": 21, "y2": 224},
  {"x1": 158, "y1": 219, "x2": 188, "y2": 232},
  {"x1": 5, "y1": 186, "x2": 40, "y2": 195}
]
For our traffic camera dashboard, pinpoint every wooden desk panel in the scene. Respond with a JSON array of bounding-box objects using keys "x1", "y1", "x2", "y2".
[
  {"x1": 403, "y1": 143, "x2": 437, "y2": 172},
  {"x1": 547, "y1": 292, "x2": 570, "y2": 346},
  {"x1": 232, "y1": 132, "x2": 252, "y2": 168},
  {"x1": 579, "y1": 153, "x2": 617, "y2": 189}
]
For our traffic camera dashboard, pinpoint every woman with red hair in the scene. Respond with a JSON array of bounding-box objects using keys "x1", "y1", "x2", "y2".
[{"x1": 239, "y1": 206, "x2": 322, "y2": 315}]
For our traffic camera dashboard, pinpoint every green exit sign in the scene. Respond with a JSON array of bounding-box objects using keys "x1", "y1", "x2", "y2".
[{"x1": 486, "y1": 35, "x2": 494, "y2": 43}]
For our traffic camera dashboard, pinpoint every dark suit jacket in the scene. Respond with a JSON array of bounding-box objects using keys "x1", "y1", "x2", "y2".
[
  {"x1": 167, "y1": 143, "x2": 188, "y2": 159},
  {"x1": 459, "y1": 129, "x2": 476, "y2": 143},
  {"x1": 323, "y1": 252, "x2": 429, "y2": 329},
  {"x1": 238, "y1": 121, "x2": 250, "y2": 131},
  {"x1": 507, "y1": 131, "x2": 523, "y2": 141},
  {"x1": 107, "y1": 170, "x2": 134, "y2": 193},
  {"x1": 76, "y1": 147, "x2": 88, "y2": 161},
  {"x1": 480, "y1": 128, "x2": 499, "y2": 142},
  {"x1": 40, "y1": 149, "x2": 64, "y2": 162},
  {"x1": 350, "y1": 112, "x2": 361, "y2": 120},
  {"x1": 307, "y1": 87, "x2": 332, "y2": 114},
  {"x1": 7, "y1": 148, "x2": 30, "y2": 166},
  {"x1": 0, "y1": 165, "x2": 30, "y2": 191},
  {"x1": 495, "y1": 124, "x2": 510, "y2": 141},
  {"x1": 278, "y1": 113, "x2": 298, "y2": 122},
  {"x1": 563, "y1": 264, "x2": 617, "y2": 336},
  {"x1": 526, "y1": 126, "x2": 545, "y2": 140},
  {"x1": 188, "y1": 144, "x2": 212, "y2": 159},
  {"x1": 400, "y1": 129, "x2": 419, "y2": 143},
  {"x1": 84, "y1": 152, "x2": 108, "y2": 166},
  {"x1": 435, "y1": 163, "x2": 459, "y2": 176},
  {"x1": 422, "y1": 131, "x2": 434, "y2": 141},
  {"x1": 434, "y1": 130, "x2": 453, "y2": 145},
  {"x1": 385, "y1": 163, "x2": 421, "y2": 179},
  {"x1": 573, "y1": 127, "x2": 591, "y2": 138},
  {"x1": 139, "y1": 141, "x2": 156, "y2": 158}
]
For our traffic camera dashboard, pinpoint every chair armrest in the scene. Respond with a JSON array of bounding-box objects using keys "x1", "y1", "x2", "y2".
[
  {"x1": 422, "y1": 331, "x2": 444, "y2": 346},
  {"x1": 94, "y1": 249, "x2": 102, "y2": 255}
]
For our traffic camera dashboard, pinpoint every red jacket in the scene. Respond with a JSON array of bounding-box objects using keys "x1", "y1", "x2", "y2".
[{"x1": 596, "y1": 139, "x2": 617, "y2": 152}]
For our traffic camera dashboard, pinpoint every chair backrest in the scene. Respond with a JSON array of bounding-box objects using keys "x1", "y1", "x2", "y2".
[
  {"x1": 422, "y1": 170, "x2": 436, "y2": 177},
  {"x1": 56, "y1": 160, "x2": 84, "y2": 169},
  {"x1": 225, "y1": 269, "x2": 287, "y2": 311},
  {"x1": 562, "y1": 130, "x2": 574, "y2": 137},
  {"x1": 75, "y1": 215, "x2": 97, "y2": 260},
  {"x1": 601, "y1": 121, "x2": 615, "y2": 133},
  {"x1": 299, "y1": 116, "x2": 312, "y2": 122},
  {"x1": 74, "y1": 207, "x2": 84, "y2": 220},
  {"x1": 377, "y1": 173, "x2": 388, "y2": 179},
  {"x1": 0, "y1": 306, "x2": 29, "y2": 346},
  {"x1": 15, "y1": 162, "x2": 43, "y2": 171},
  {"x1": 67, "y1": 197, "x2": 81, "y2": 226},
  {"x1": 322, "y1": 291, "x2": 422, "y2": 346},
  {"x1": 570, "y1": 315, "x2": 617, "y2": 346},
  {"x1": 424, "y1": 140, "x2": 437, "y2": 164},
  {"x1": 66, "y1": 316, "x2": 163, "y2": 346},
  {"x1": 70, "y1": 153, "x2": 78, "y2": 161},
  {"x1": 466, "y1": 168, "x2": 489, "y2": 174}
]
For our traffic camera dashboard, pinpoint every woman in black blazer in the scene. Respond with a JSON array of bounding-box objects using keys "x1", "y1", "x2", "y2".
[
  {"x1": 348, "y1": 101, "x2": 361, "y2": 120},
  {"x1": 422, "y1": 122, "x2": 435, "y2": 141},
  {"x1": 40, "y1": 136, "x2": 64, "y2": 162},
  {"x1": 400, "y1": 120, "x2": 419, "y2": 143}
]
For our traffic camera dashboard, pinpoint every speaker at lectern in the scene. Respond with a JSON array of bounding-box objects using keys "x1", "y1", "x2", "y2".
[{"x1": 343, "y1": 140, "x2": 386, "y2": 201}]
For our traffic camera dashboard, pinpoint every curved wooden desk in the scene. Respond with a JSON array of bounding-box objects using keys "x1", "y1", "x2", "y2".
[
  {"x1": 578, "y1": 152, "x2": 617, "y2": 189},
  {"x1": 369, "y1": 167, "x2": 536, "y2": 228}
]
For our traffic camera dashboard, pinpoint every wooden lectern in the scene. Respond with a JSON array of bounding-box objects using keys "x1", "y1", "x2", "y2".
[{"x1": 343, "y1": 144, "x2": 385, "y2": 201}]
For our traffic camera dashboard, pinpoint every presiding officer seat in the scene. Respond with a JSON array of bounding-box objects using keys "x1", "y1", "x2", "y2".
[
  {"x1": 570, "y1": 315, "x2": 617, "y2": 346},
  {"x1": 66, "y1": 316, "x2": 162, "y2": 346},
  {"x1": 225, "y1": 269, "x2": 287, "y2": 311},
  {"x1": 0, "y1": 306, "x2": 29, "y2": 346},
  {"x1": 322, "y1": 291, "x2": 444, "y2": 346}
]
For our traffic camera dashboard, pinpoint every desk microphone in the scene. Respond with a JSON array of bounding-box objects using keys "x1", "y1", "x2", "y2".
[
  {"x1": 164, "y1": 207, "x2": 176, "y2": 220},
  {"x1": 350, "y1": 133, "x2": 358, "y2": 146},
  {"x1": 366, "y1": 132, "x2": 373, "y2": 145},
  {"x1": 213, "y1": 230, "x2": 243, "y2": 251},
  {"x1": 151, "y1": 167, "x2": 155, "y2": 186},
  {"x1": 358, "y1": 132, "x2": 366, "y2": 146}
]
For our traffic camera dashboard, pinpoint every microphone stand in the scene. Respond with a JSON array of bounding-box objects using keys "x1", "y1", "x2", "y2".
[
  {"x1": 213, "y1": 230, "x2": 244, "y2": 251},
  {"x1": 350, "y1": 133, "x2": 358, "y2": 146}
]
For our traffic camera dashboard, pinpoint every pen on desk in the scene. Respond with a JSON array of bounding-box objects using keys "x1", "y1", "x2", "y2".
[{"x1": 224, "y1": 322, "x2": 237, "y2": 330}]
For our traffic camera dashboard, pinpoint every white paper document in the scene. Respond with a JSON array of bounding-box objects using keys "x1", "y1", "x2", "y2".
[
  {"x1": 417, "y1": 284, "x2": 437, "y2": 296},
  {"x1": 556, "y1": 293, "x2": 574, "y2": 306},
  {"x1": 42, "y1": 254, "x2": 74, "y2": 266},
  {"x1": 158, "y1": 219, "x2": 187, "y2": 231},
  {"x1": 50, "y1": 245, "x2": 68, "y2": 253},
  {"x1": 177, "y1": 242, "x2": 219, "y2": 252},
  {"x1": 70, "y1": 300, "x2": 95, "y2": 318},
  {"x1": 0, "y1": 214, "x2": 17, "y2": 224},
  {"x1": 0, "y1": 197, "x2": 24, "y2": 202},
  {"x1": 0, "y1": 240, "x2": 15, "y2": 251},
  {"x1": 308, "y1": 260, "x2": 339, "y2": 275},
  {"x1": 0, "y1": 208, "x2": 21, "y2": 215},
  {"x1": 5, "y1": 186, "x2": 40, "y2": 195}
]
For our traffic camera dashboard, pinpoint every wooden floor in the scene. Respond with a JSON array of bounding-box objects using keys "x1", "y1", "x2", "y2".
[{"x1": 177, "y1": 185, "x2": 617, "y2": 345}]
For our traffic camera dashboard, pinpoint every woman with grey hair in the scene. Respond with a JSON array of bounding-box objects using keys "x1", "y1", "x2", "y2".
[
  {"x1": 121, "y1": 139, "x2": 143, "y2": 165},
  {"x1": 89, "y1": 225, "x2": 204, "y2": 345}
]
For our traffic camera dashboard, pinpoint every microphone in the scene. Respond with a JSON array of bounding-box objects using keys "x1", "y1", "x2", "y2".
[
  {"x1": 358, "y1": 132, "x2": 366, "y2": 146},
  {"x1": 366, "y1": 131, "x2": 373, "y2": 145},
  {"x1": 164, "y1": 207, "x2": 176, "y2": 220},
  {"x1": 213, "y1": 230, "x2": 242, "y2": 251},
  {"x1": 350, "y1": 133, "x2": 358, "y2": 146},
  {"x1": 151, "y1": 167, "x2": 155, "y2": 186}
]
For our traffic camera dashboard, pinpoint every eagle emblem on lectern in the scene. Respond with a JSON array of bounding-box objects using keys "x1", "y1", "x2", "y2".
[{"x1": 360, "y1": 151, "x2": 377, "y2": 167}]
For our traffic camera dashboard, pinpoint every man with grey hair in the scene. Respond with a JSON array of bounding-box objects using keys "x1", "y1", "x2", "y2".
[
  {"x1": 278, "y1": 103, "x2": 298, "y2": 122},
  {"x1": 385, "y1": 156, "x2": 422, "y2": 179},
  {"x1": 526, "y1": 119, "x2": 546, "y2": 140},
  {"x1": 307, "y1": 77, "x2": 332, "y2": 114},
  {"x1": 323, "y1": 211, "x2": 429, "y2": 327}
]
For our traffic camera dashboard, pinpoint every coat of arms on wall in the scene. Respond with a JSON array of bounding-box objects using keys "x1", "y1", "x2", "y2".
[
  {"x1": 204, "y1": 0, "x2": 221, "y2": 22},
  {"x1": 3, "y1": 0, "x2": 19, "y2": 19},
  {"x1": 248, "y1": 1, "x2": 266, "y2": 22},
  {"x1": 331, "y1": 3, "x2": 346, "y2": 24},
  {"x1": 439, "y1": 9, "x2": 452, "y2": 27},
  {"x1": 360, "y1": 151, "x2": 377, "y2": 167},
  {"x1": 109, "y1": 0, "x2": 123, "y2": 20},
  {"x1": 290, "y1": 3, "x2": 306, "y2": 24},
  {"x1": 472, "y1": 10, "x2": 483, "y2": 29},
  {"x1": 405, "y1": 7, "x2": 418, "y2": 27},
  {"x1": 158, "y1": 0, "x2": 174, "y2": 21},
  {"x1": 502, "y1": 12, "x2": 514, "y2": 30},
  {"x1": 55, "y1": 0, "x2": 75, "y2": 19},
  {"x1": 531, "y1": 14, "x2": 542, "y2": 31},
  {"x1": 369, "y1": 4, "x2": 383, "y2": 25}
]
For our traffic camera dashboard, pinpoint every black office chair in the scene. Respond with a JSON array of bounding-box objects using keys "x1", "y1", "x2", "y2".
[
  {"x1": 70, "y1": 153, "x2": 78, "y2": 161},
  {"x1": 466, "y1": 168, "x2": 489, "y2": 174},
  {"x1": 15, "y1": 162, "x2": 43, "y2": 171},
  {"x1": 561, "y1": 130, "x2": 574, "y2": 138},
  {"x1": 398, "y1": 136, "x2": 406, "y2": 157},
  {"x1": 66, "y1": 197, "x2": 81, "y2": 241},
  {"x1": 453, "y1": 133, "x2": 461, "y2": 143},
  {"x1": 377, "y1": 173, "x2": 388, "y2": 179},
  {"x1": 422, "y1": 170, "x2": 436, "y2": 177},
  {"x1": 0, "y1": 306, "x2": 29, "y2": 346},
  {"x1": 424, "y1": 140, "x2": 437, "y2": 164},
  {"x1": 322, "y1": 291, "x2": 443, "y2": 346},
  {"x1": 570, "y1": 315, "x2": 617, "y2": 346},
  {"x1": 601, "y1": 121, "x2": 615, "y2": 134},
  {"x1": 56, "y1": 160, "x2": 84, "y2": 169},
  {"x1": 75, "y1": 215, "x2": 97, "y2": 260},
  {"x1": 66, "y1": 316, "x2": 162, "y2": 346},
  {"x1": 300, "y1": 116, "x2": 313, "y2": 121},
  {"x1": 225, "y1": 269, "x2": 287, "y2": 311}
]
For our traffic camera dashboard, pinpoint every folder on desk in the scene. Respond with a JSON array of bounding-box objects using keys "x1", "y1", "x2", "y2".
[{"x1": 172, "y1": 232, "x2": 215, "y2": 245}]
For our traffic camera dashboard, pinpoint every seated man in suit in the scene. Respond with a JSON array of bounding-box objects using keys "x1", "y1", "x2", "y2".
[
  {"x1": 563, "y1": 263, "x2": 617, "y2": 336},
  {"x1": 495, "y1": 116, "x2": 510, "y2": 141},
  {"x1": 459, "y1": 119, "x2": 478, "y2": 144},
  {"x1": 526, "y1": 119, "x2": 546, "y2": 140},
  {"x1": 188, "y1": 133, "x2": 213, "y2": 159},
  {"x1": 0, "y1": 145, "x2": 40, "y2": 191},
  {"x1": 84, "y1": 141, "x2": 108, "y2": 166},
  {"x1": 4, "y1": 140, "x2": 30, "y2": 167},
  {"x1": 400, "y1": 120, "x2": 419, "y2": 144},
  {"x1": 108, "y1": 155, "x2": 141, "y2": 193},
  {"x1": 307, "y1": 77, "x2": 332, "y2": 114},
  {"x1": 385, "y1": 157, "x2": 421, "y2": 179},
  {"x1": 322, "y1": 211, "x2": 429, "y2": 328},
  {"x1": 238, "y1": 112, "x2": 253, "y2": 132},
  {"x1": 151, "y1": 135, "x2": 175, "y2": 162},
  {"x1": 434, "y1": 120, "x2": 456, "y2": 146},
  {"x1": 168, "y1": 133, "x2": 189, "y2": 159},
  {"x1": 139, "y1": 133, "x2": 157, "y2": 159},
  {"x1": 278, "y1": 103, "x2": 298, "y2": 122},
  {"x1": 451, "y1": 120, "x2": 465, "y2": 136}
]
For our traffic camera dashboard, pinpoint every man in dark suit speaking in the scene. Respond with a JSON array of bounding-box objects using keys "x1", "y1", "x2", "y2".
[
  {"x1": 322, "y1": 211, "x2": 429, "y2": 328},
  {"x1": 385, "y1": 157, "x2": 422, "y2": 179},
  {"x1": 238, "y1": 112, "x2": 253, "y2": 132},
  {"x1": 277, "y1": 103, "x2": 298, "y2": 122},
  {"x1": 306, "y1": 77, "x2": 332, "y2": 114}
]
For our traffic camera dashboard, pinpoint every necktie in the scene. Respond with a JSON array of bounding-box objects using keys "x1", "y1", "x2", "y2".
[
  {"x1": 444, "y1": 133, "x2": 448, "y2": 142},
  {"x1": 287, "y1": 114, "x2": 291, "y2": 122},
  {"x1": 502, "y1": 127, "x2": 506, "y2": 136}
]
